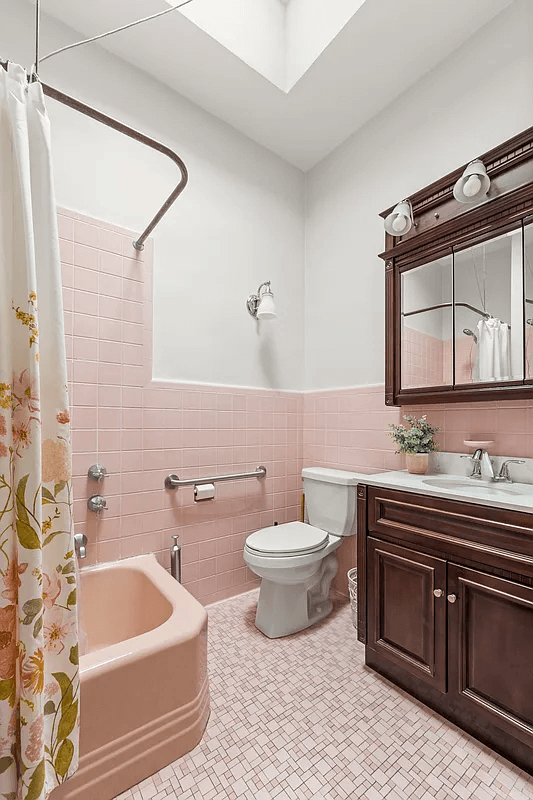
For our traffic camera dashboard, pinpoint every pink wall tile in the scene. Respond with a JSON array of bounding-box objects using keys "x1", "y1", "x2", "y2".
[
  {"x1": 62, "y1": 206, "x2": 533, "y2": 608},
  {"x1": 62, "y1": 209, "x2": 303, "y2": 605}
]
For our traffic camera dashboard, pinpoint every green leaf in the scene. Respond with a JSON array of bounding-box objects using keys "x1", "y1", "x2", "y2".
[
  {"x1": 57, "y1": 699, "x2": 78, "y2": 741},
  {"x1": 3, "y1": 792, "x2": 17, "y2": 800},
  {"x1": 43, "y1": 700, "x2": 56, "y2": 715},
  {"x1": 22, "y1": 598, "x2": 42, "y2": 622},
  {"x1": 54, "y1": 481, "x2": 67, "y2": 496},
  {"x1": 25, "y1": 759, "x2": 45, "y2": 800},
  {"x1": 33, "y1": 616, "x2": 42, "y2": 638},
  {"x1": 66, "y1": 589, "x2": 76, "y2": 608},
  {"x1": 41, "y1": 487, "x2": 56, "y2": 504},
  {"x1": 0, "y1": 756, "x2": 13, "y2": 775},
  {"x1": 15, "y1": 474, "x2": 30, "y2": 525},
  {"x1": 43, "y1": 531, "x2": 69, "y2": 547},
  {"x1": 0, "y1": 679, "x2": 15, "y2": 706},
  {"x1": 54, "y1": 739, "x2": 74, "y2": 779},
  {"x1": 52, "y1": 672, "x2": 73, "y2": 712},
  {"x1": 0, "y1": 679, "x2": 13, "y2": 701},
  {"x1": 69, "y1": 645, "x2": 79, "y2": 666},
  {"x1": 62, "y1": 561, "x2": 75, "y2": 575},
  {"x1": 66, "y1": 576, "x2": 76, "y2": 585},
  {"x1": 16, "y1": 518, "x2": 40, "y2": 550}
]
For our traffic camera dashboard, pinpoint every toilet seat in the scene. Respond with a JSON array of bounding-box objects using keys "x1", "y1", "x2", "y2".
[{"x1": 245, "y1": 521, "x2": 329, "y2": 558}]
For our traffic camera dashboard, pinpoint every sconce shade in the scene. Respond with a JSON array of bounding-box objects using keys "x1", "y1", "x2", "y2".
[
  {"x1": 256, "y1": 291, "x2": 276, "y2": 319},
  {"x1": 247, "y1": 281, "x2": 277, "y2": 319},
  {"x1": 384, "y1": 200, "x2": 413, "y2": 237},
  {"x1": 453, "y1": 159, "x2": 490, "y2": 204}
]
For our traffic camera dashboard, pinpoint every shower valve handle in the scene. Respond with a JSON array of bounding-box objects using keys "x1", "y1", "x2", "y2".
[{"x1": 87, "y1": 495, "x2": 107, "y2": 515}]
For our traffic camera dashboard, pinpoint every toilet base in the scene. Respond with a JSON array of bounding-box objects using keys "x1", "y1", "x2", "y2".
[{"x1": 254, "y1": 553, "x2": 338, "y2": 638}]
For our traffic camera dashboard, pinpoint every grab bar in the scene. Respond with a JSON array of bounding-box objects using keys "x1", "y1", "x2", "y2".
[{"x1": 164, "y1": 465, "x2": 267, "y2": 490}]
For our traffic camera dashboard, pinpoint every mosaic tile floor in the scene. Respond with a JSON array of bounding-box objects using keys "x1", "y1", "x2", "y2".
[{"x1": 117, "y1": 590, "x2": 533, "y2": 800}]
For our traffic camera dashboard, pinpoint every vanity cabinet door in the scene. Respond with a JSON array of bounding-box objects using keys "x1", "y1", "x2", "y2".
[
  {"x1": 448, "y1": 564, "x2": 533, "y2": 747},
  {"x1": 367, "y1": 538, "x2": 447, "y2": 693}
]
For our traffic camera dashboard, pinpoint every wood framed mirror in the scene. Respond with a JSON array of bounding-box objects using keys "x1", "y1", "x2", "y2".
[{"x1": 380, "y1": 126, "x2": 533, "y2": 406}]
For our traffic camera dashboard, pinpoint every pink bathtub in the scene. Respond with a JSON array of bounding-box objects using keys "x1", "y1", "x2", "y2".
[{"x1": 51, "y1": 554, "x2": 210, "y2": 800}]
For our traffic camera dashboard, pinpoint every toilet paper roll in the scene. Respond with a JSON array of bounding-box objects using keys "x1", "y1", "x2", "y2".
[{"x1": 194, "y1": 483, "x2": 215, "y2": 502}]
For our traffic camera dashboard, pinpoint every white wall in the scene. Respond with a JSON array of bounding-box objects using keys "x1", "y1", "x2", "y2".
[
  {"x1": 1, "y1": 1, "x2": 305, "y2": 391},
  {"x1": 285, "y1": 0, "x2": 364, "y2": 89},
  {"x1": 304, "y1": 0, "x2": 533, "y2": 391}
]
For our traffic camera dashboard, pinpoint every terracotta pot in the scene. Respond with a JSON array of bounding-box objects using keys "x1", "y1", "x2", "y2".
[{"x1": 405, "y1": 452, "x2": 429, "y2": 475}]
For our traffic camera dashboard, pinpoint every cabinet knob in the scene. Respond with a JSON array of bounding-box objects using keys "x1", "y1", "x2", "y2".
[
  {"x1": 433, "y1": 589, "x2": 443, "y2": 598},
  {"x1": 447, "y1": 593, "x2": 457, "y2": 604}
]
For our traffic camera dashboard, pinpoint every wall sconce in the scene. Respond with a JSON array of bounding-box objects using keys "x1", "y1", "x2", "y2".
[
  {"x1": 247, "y1": 281, "x2": 277, "y2": 320},
  {"x1": 453, "y1": 159, "x2": 490, "y2": 204},
  {"x1": 384, "y1": 199, "x2": 414, "y2": 237}
]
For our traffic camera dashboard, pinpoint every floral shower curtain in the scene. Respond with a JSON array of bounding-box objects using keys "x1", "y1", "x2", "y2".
[{"x1": 0, "y1": 64, "x2": 79, "y2": 799}]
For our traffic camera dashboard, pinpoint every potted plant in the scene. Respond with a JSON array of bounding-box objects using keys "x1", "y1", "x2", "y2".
[{"x1": 389, "y1": 415, "x2": 440, "y2": 475}]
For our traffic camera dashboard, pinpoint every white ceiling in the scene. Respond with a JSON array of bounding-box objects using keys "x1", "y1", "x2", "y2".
[{"x1": 37, "y1": 0, "x2": 514, "y2": 170}]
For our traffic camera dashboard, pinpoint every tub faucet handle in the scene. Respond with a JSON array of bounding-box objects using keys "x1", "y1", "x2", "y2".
[
  {"x1": 87, "y1": 495, "x2": 107, "y2": 515},
  {"x1": 88, "y1": 463, "x2": 107, "y2": 482}
]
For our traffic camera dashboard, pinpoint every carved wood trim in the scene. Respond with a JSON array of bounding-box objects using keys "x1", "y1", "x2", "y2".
[{"x1": 380, "y1": 125, "x2": 533, "y2": 223}]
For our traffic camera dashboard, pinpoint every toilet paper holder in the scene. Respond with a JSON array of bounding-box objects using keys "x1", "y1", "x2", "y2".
[{"x1": 194, "y1": 483, "x2": 215, "y2": 502}]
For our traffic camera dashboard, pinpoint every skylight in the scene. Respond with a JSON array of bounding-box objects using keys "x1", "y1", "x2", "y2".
[{"x1": 168, "y1": 0, "x2": 367, "y2": 91}]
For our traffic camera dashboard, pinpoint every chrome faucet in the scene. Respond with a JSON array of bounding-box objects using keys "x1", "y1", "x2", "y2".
[
  {"x1": 461, "y1": 449, "x2": 495, "y2": 481},
  {"x1": 74, "y1": 533, "x2": 87, "y2": 559},
  {"x1": 494, "y1": 459, "x2": 525, "y2": 483},
  {"x1": 477, "y1": 449, "x2": 496, "y2": 482}
]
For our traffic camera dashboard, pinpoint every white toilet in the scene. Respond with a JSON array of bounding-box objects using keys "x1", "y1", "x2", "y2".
[{"x1": 244, "y1": 467, "x2": 364, "y2": 638}]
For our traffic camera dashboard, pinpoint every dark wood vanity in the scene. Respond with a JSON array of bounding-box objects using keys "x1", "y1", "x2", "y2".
[{"x1": 357, "y1": 483, "x2": 533, "y2": 773}]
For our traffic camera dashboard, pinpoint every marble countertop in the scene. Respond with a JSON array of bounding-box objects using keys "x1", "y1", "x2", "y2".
[{"x1": 360, "y1": 469, "x2": 533, "y2": 515}]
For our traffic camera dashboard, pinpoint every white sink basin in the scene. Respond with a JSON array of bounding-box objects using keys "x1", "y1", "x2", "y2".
[{"x1": 423, "y1": 477, "x2": 529, "y2": 497}]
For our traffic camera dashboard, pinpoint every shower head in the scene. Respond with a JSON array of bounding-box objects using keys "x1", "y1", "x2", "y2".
[{"x1": 463, "y1": 328, "x2": 478, "y2": 343}]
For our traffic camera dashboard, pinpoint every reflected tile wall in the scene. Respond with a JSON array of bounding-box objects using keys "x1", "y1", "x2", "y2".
[
  {"x1": 61, "y1": 208, "x2": 302, "y2": 607},
  {"x1": 402, "y1": 327, "x2": 445, "y2": 389}
]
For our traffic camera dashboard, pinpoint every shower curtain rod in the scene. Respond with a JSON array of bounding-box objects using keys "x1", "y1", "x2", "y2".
[
  {"x1": 402, "y1": 301, "x2": 491, "y2": 319},
  {"x1": 0, "y1": 58, "x2": 188, "y2": 251}
]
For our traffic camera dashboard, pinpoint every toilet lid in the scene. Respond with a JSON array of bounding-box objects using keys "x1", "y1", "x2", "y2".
[{"x1": 245, "y1": 521, "x2": 329, "y2": 557}]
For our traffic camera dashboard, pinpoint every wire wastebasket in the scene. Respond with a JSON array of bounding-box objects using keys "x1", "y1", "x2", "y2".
[{"x1": 347, "y1": 567, "x2": 357, "y2": 631}]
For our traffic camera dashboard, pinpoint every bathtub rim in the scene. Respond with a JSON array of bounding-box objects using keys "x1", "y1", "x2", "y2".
[{"x1": 79, "y1": 553, "x2": 207, "y2": 678}]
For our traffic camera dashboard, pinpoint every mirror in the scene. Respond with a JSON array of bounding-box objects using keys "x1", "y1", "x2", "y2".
[
  {"x1": 401, "y1": 256, "x2": 453, "y2": 389},
  {"x1": 400, "y1": 226, "x2": 526, "y2": 393},
  {"x1": 454, "y1": 229, "x2": 523, "y2": 385}
]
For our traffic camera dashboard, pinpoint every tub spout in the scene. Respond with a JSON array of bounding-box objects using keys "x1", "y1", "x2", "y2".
[
  {"x1": 171, "y1": 535, "x2": 182, "y2": 582},
  {"x1": 74, "y1": 533, "x2": 88, "y2": 559}
]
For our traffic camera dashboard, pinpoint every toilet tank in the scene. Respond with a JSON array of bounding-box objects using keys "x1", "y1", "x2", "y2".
[{"x1": 302, "y1": 467, "x2": 366, "y2": 536}]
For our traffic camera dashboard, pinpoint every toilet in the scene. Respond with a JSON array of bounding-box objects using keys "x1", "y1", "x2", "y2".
[{"x1": 244, "y1": 467, "x2": 364, "y2": 638}]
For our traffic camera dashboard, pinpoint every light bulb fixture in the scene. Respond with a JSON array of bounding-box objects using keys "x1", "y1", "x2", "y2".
[
  {"x1": 247, "y1": 281, "x2": 277, "y2": 320},
  {"x1": 384, "y1": 199, "x2": 414, "y2": 237},
  {"x1": 453, "y1": 159, "x2": 490, "y2": 204}
]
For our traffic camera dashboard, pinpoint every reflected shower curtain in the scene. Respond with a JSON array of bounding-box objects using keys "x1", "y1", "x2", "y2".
[
  {"x1": 473, "y1": 317, "x2": 511, "y2": 382},
  {"x1": 0, "y1": 64, "x2": 79, "y2": 798}
]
